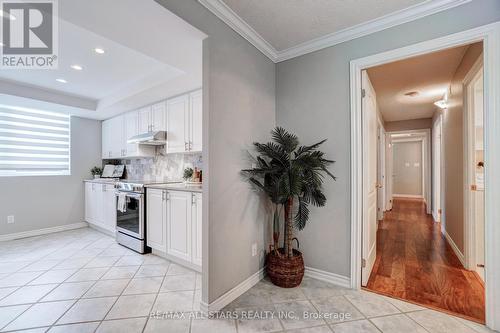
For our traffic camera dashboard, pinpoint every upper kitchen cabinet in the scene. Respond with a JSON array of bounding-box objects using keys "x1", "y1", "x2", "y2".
[
  {"x1": 102, "y1": 111, "x2": 154, "y2": 159},
  {"x1": 102, "y1": 115, "x2": 124, "y2": 159},
  {"x1": 166, "y1": 89, "x2": 202, "y2": 154},
  {"x1": 189, "y1": 90, "x2": 203, "y2": 152},
  {"x1": 166, "y1": 94, "x2": 189, "y2": 153},
  {"x1": 138, "y1": 102, "x2": 167, "y2": 134}
]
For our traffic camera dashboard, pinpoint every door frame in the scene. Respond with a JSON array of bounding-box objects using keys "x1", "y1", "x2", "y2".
[
  {"x1": 432, "y1": 114, "x2": 444, "y2": 223},
  {"x1": 377, "y1": 118, "x2": 386, "y2": 221},
  {"x1": 387, "y1": 129, "x2": 431, "y2": 212},
  {"x1": 349, "y1": 22, "x2": 500, "y2": 329},
  {"x1": 463, "y1": 57, "x2": 484, "y2": 272}
]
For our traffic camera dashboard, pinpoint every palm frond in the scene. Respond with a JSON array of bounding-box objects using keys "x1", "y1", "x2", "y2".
[
  {"x1": 294, "y1": 197, "x2": 309, "y2": 230},
  {"x1": 272, "y1": 127, "x2": 299, "y2": 154}
]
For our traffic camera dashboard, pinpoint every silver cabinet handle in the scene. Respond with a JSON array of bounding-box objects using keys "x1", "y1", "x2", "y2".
[
  {"x1": 191, "y1": 193, "x2": 195, "y2": 205},
  {"x1": 161, "y1": 191, "x2": 165, "y2": 201},
  {"x1": 184, "y1": 142, "x2": 188, "y2": 151},
  {"x1": 189, "y1": 141, "x2": 193, "y2": 150}
]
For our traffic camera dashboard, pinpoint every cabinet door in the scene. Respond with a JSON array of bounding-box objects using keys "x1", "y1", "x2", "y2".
[
  {"x1": 189, "y1": 90, "x2": 202, "y2": 152},
  {"x1": 101, "y1": 120, "x2": 112, "y2": 159},
  {"x1": 110, "y1": 115, "x2": 124, "y2": 158},
  {"x1": 124, "y1": 111, "x2": 139, "y2": 157},
  {"x1": 151, "y1": 102, "x2": 166, "y2": 132},
  {"x1": 102, "y1": 184, "x2": 117, "y2": 233},
  {"x1": 147, "y1": 189, "x2": 167, "y2": 252},
  {"x1": 166, "y1": 191, "x2": 192, "y2": 261},
  {"x1": 85, "y1": 183, "x2": 93, "y2": 222},
  {"x1": 138, "y1": 107, "x2": 151, "y2": 134},
  {"x1": 191, "y1": 193, "x2": 202, "y2": 267},
  {"x1": 166, "y1": 95, "x2": 189, "y2": 153},
  {"x1": 94, "y1": 184, "x2": 105, "y2": 226}
]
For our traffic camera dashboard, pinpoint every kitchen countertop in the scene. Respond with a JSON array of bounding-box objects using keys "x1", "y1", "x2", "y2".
[
  {"x1": 84, "y1": 178, "x2": 118, "y2": 184},
  {"x1": 145, "y1": 183, "x2": 203, "y2": 193}
]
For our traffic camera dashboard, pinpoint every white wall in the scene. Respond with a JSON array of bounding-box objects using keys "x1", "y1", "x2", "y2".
[
  {"x1": 276, "y1": 0, "x2": 500, "y2": 278},
  {"x1": 0, "y1": 117, "x2": 102, "y2": 235},
  {"x1": 155, "y1": 0, "x2": 276, "y2": 305}
]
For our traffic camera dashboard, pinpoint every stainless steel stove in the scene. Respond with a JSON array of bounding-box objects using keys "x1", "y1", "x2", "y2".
[{"x1": 115, "y1": 180, "x2": 163, "y2": 253}]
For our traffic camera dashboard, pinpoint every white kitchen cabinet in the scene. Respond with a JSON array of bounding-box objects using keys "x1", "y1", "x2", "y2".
[
  {"x1": 138, "y1": 107, "x2": 151, "y2": 134},
  {"x1": 137, "y1": 102, "x2": 166, "y2": 134},
  {"x1": 124, "y1": 111, "x2": 139, "y2": 157},
  {"x1": 189, "y1": 90, "x2": 203, "y2": 152},
  {"x1": 166, "y1": 94, "x2": 189, "y2": 153},
  {"x1": 151, "y1": 101, "x2": 167, "y2": 132},
  {"x1": 101, "y1": 119, "x2": 112, "y2": 159},
  {"x1": 166, "y1": 190, "x2": 192, "y2": 262},
  {"x1": 146, "y1": 189, "x2": 167, "y2": 252},
  {"x1": 191, "y1": 192, "x2": 202, "y2": 267},
  {"x1": 85, "y1": 182, "x2": 116, "y2": 235},
  {"x1": 102, "y1": 184, "x2": 117, "y2": 233},
  {"x1": 166, "y1": 90, "x2": 202, "y2": 154},
  {"x1": 102, "y1": 112, "x2": 155, "y2": 159}
]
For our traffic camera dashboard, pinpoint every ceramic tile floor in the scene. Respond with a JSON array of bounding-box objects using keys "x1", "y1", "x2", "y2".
[{"x1": 0, "y1": 228, "x2": 495, "y2": 333}]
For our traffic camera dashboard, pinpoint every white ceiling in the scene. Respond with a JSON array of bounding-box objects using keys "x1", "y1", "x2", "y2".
[
  {"x1": 200, "y1": 0, "x2": 471, "y2": 62},
  {"x1": 222, "y1": 0, "x2": 424, "y2": 51},
  {"x1": 367, "y1": 44, "x2": 474, "y2": 122},
  {"x1": 0, "y1": 0, "x2": 206, "y2": 120}
]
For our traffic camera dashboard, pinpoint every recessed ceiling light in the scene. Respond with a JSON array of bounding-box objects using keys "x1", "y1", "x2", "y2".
[
  {"x1": 70, "y1": 64, "x2": 83, "y2": 71},
  {"x1": 56, "y1": 78, "x2": 67, "y2": 83},
  {"x1": 94, "y1": 48, "x2": 105, "y2": 54}
]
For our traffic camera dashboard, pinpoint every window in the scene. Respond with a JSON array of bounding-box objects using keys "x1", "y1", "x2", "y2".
[{"x1": 0, "y1": 105, "x2": 71, "y2": 177}]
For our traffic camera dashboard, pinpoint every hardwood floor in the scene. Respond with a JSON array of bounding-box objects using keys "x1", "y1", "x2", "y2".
[{"x1": 366, "y1": 198, "x2": 485, "y2": 323}]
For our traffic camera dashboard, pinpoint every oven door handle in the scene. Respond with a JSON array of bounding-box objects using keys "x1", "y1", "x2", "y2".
[{"x1": 115, "y1": 192, "x2": 143, "y2": 200}]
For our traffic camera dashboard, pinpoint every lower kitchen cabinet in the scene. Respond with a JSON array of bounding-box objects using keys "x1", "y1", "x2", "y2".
[
  {"x1": 146, "y1": 189, "x2": 202, "y2": 271},
  {"x1": 146, "y1": 189, "x2": 167, "y2": 252},
  {"x1": 84, "y1": 182, "x2": 116, "y2": 235}
]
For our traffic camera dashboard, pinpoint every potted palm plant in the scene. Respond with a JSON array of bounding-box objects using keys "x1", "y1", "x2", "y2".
[{"x1": 242, "y1": 127, "x2": 335, "y2": 288}]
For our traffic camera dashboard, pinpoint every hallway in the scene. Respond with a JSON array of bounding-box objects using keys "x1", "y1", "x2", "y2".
[{"x1": 366, "y1": 198, "x2": 485, "y2": 322}]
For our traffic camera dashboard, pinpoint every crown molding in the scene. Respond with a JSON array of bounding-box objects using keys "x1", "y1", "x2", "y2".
[
  {"x1": 198, "y1": 0, "x2": 278, "y2": 62},
  {"x1": 198, "y1": 0, "x2": 472, "y2": 63}
]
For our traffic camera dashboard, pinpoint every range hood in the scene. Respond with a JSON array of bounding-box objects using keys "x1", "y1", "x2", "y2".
[{"x1": 127, "y1": 131, "x2": 166, "y2": 146}]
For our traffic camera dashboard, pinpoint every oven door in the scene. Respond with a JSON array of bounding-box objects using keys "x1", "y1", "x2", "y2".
[{"x1": 116, "y1": 191, "x2": 144, "y2": 239}]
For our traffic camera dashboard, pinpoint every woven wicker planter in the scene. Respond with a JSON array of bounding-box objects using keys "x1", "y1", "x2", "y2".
[{"x1": 266, "y1": 248, "x2": 304, "y2": 288}]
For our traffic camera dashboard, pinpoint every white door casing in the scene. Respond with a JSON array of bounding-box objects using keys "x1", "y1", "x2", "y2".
[
  {"x1": 361, "y1": 70, "x2": 377, "y2": 286},
  {"x1": 350, "y1": 22, "x2": 500, "y2": 330}
]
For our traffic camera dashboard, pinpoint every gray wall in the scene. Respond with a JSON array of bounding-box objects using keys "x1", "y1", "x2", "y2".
[
  {"x1": 393, "y1": 141, "x2": 423, "y2": 196},
  {"x1": 0, "y1": 117, "x2": 102, "y2": 235},
  {"x1": 437, "y1": 43, "x2": 483, "y2": 252},
  {"x1": 385, "y1": 118, "x2": 433, "y2": 132},
  {"x1": 155, "y1": 0, "x2": 276, "y2": 304},
  {"x1": 276, "y1": 0, "x2": 500, "y2": 278}
]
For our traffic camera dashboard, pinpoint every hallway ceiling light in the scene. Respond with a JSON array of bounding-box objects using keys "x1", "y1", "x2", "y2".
[
  {"x1": 94, "y1": 48, "x2": 105, "y2": 54},
  {"x1": 434, "y1": 99, "x2": 448, "y2": 109},
  {"x1": 70, "y1": 64, "x2": 83, "y2": 71}
]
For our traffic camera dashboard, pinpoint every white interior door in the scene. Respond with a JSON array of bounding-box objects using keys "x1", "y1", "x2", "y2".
[
  {"x1": 386, "y1": 134, "x2": 393, "y2": 210},
  {"x1": 432, "y1": 116, "x2": 442, "y2": 222},
  {"x1": 377, "y1": 122, "x2": 385, "y2": 220},
  {"x1": 466, "y1": 67, "x2": 485, "y2": 281},
  {"x1": 361, "y1": 71, "x2": 378, "y2": 286}
]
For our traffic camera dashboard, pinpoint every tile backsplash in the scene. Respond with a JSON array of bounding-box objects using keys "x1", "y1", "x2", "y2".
[{"x1": 115, "y1": 152, "x2": 203, "y2": 182}]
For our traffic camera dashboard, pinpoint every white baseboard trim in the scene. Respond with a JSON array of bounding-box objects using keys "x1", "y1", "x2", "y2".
[
  {"x1": 87, "y1": 223, "x2": 115, "y2": 238},
  {"x1": 443, "y1": 230, "x2": 465, "y2": 266},
  {"x1": 201, "y1": 267, "x2": 265, "y2": 312},
  {"x1": 304, "y1": 267, "x2": 351, "y2": 289},
  {"x1": 393, "y1": 194, "x2": 423, "y2": 199},
  {"x1": 0, "y1": 222, "x2": 89, "y2": 242}
]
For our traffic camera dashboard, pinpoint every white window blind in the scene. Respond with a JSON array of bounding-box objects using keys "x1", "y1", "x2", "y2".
[{"x1": 0, "y1": 105, "x2": 71, "y2": 177}]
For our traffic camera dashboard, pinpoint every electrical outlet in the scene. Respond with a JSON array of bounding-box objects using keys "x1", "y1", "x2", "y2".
[
  {"x1": 252, "y1": 243, "x2": 257, "y2": 257},
  {"x1": 7, "y1": 215, "x2": 14, "y2": 224}
]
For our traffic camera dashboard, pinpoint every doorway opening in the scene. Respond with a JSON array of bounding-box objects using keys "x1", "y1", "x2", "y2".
[{"x1": 357, "y1": 40, "x2": 489, "y2": 323}]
